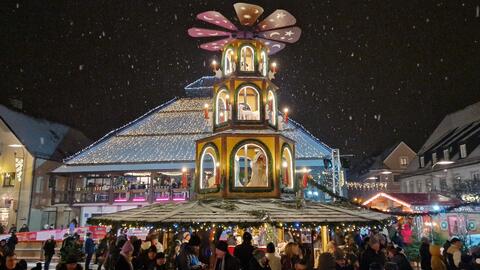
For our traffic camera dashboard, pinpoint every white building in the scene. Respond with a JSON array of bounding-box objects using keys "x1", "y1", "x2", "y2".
[{"x1": 399, "y1": 101, "x2": 480, "y2": 199}]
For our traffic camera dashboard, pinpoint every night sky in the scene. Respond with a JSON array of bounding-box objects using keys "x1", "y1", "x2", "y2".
[{"x1": 2, "y1": 1, "x2": 480, "y2": 164}]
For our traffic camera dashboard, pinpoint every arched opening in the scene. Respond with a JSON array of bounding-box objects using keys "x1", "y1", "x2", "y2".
[
  {"x1": 233, "y1": 143, "x2": 269, "y2": 188},
  {"x1": 237, "y1": 86, "x2": 260, "y2": 121},
  {"x1": 266, "y1": 90, "x2": 276, "y2": 126},
  {"x1": 260, "y1": 50, "x2": 268, "y2": 76},
  {"x1": 281, "y1": 146, "x2": 294, "y2": 189},
  {"x1": 216, "y1": 89, "x2": 230, "y2": 125},
  {"x1": 240, "y1": 45, "x2": 255, "y2": 72},
  {"x1": 200, "y1": 147, "x2": 218, "y2": 189},
  {"x1": 224, "y1": 48, "x2": 234, "y2": 75}
]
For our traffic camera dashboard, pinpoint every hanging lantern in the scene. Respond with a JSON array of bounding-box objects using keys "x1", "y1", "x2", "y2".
[
  {"x1": 271, "y1": 62, "x2": 277, "y2": 73},
  {"x1": 204, "y1": 103, "x2": 209, "y2": 119},
  {"x1": 284, "y1": 108, "x2": 289, "y2": 123},
  {"x1": 215, "y1": 162, "x2": 221, "y2": 186},
  {"x1": 282, "y1": 161, "x2": 289, "y2": 186},
  {"x1": 181, "y1": 167, "x2": 188, "y2": 188},
  {"x1": 211, "y1": 60, "x2": 218, "y2": 72}
]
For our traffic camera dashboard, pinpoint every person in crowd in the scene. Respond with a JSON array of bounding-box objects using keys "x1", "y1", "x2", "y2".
[
  {"x1": 6, "y1": 232, "x2": 18, "y2": 252},
  {"x1": 248, "y1": 249, "x2": 270, "y2": 270},
  {"x1": 387, "y1": 246, "x2": 413, "y2": 270},
  {"x1": 58, "y1": 255, "x2": 83, "y2": 270},
  {"x1": 154, "y1": 252, "x2": 167, "y2": 270},
  {"x1": 420, "y1": 237, "x2": 432, "y2": 270},
  {"x1": 17, "y1": 224, "x2": 28, "y2": 233},
  {"x1": 430, "y1": 244, "x2": 447, "y2": 270},
  {"x1": 43, "y1": 235, "x2": 56, "y2": 270},
  {"x1": 213, "y1": 241, "x2": 239, "y2": 270},
  {"x1": 31, "y1": 262, "x2": 43, "y2": 270},
  {"x1": 8, "y1": 225, "x2": 16, "y2": 234},
  {"x1": 183, "y1": 232, "x2": 191, "y2": 244},
  {"x1": 266, "y1": 242, "x2": 281, "y2": 270},
  {"x1": 96, "y1": 235, "x2": 109, "y2": 270},
  {"x1": 1, "y1": 252, "x2": 21, "y2": 270},
  {"x1": 316, "y1": 252, "x2": 336, "y2": 270},
  {"x1": 359, "y1": 238, "x2": 386, "y2": 270},
  {"x1": 234, "y1": 232, "x2": 255, "y2": 270},
  {"x1": 141, "y1": 232, "x2": 164, "y2": 254},
  {"x1": 446, "y1": 238, "x2": 463, "y2": 269},
  {"x1": 335, "y1": 251, "x2": 354, "y2": 270},
  {"x1": 459, "y1": 254, "x2": 475, "y2": 270},
  {"x1": 116, "y1": 241, "x2": 134, "y2": 270},
  {"x1": 0, "y1": 239, "x2": 8, "y2": 257},
  {"x1": 177, "y1": 234, "x2": 205, "y2": 270},
  {"x1": 16, "y1": 260, "x2": 27, "y2": 270},
  {"x1": 85, "y1": 232, "x2": 95, "y2": 270},
  {"x1": 281, "y1": 242, "x2": 303, "y2": 270},
  {"x1": 140, "y1": 246, "x2": 157, "y2": 270},
  {"x1": 294, "y1": 259, "x2": 308, "y2": 270},
  {"x1": 443, "y1": 240, "x2": 451, "y2": 265}
]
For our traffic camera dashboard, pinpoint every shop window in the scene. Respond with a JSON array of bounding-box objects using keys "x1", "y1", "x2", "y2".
[
  {"x1": 240, "y1": 45, "x2": 255, "y2": 72},
  {"x1": 266, "y1": 91, "x2": 276, "y2": 126},
  {"x1": 237, "y1": 86, "x2": 260, "y2": 120},
  {"x1": 216, "y1": 89, "x2": 230, "y2": 125},
  {"x1": 281, "y1": 146, "x2": 294, "y2": 189},
  {"x1": 260, "y1": 50, "x2": 268, "y2": 76},
  {"x1": 224, "y1": 48, "x2": 234, "y2": 75},
  {"x1": 2, "y1": 172, "x2": 15, "y2": 187},
  {"x1": 200, "y1": 147, "x2": 218, "y2": 189},
  {"x1": 234, "y1": 143, "x2": 269, "y2": 187}
]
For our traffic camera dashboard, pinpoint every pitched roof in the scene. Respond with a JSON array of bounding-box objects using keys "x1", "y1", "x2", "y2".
[
  {"x1": 184, "y1": 76, "x2": 220, "y2": 97},
  {"x1": 364, "y1": 192, "x2": 462, "y2": 207},
  {"x1": 0, "y1": 105, "x2": 90, "y2": 161},
  {"x1": 62, "y1": 96, "x2": 332, "y2": 169},
  {"x1": 351, "y1": 142, "x2": 409, "y2": 178},
  {"x1": 88, "y1": 199, "x2": 389, "y2": 225}
]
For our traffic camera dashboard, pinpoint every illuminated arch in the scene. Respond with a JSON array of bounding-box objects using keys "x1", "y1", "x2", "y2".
[
  {"x1": 232, "y1": 142, "x2": 270, "y2": 188},
  {"x1": 281, "y1": 145, "x2": 294, "y2": 189},
  {"x1": 240, "y1": 45, "x2": 255, "y2": 72},
  {"x1": 199, "y1": 146, "x2": 218, "y2": 189},
  {"x1": 266, "y1": 90, "x2": 277, "y2": 126},
  {"x1": 237, "y1": 85, "x2": 260, "y2": 121},
  {"x1": 260, "y1": 50, "x2": 268, "y2": 76},
  {"x1": 224, "y1": 48, "x2": 234, "y2": 75},
  {"x1": 215, "y1": 88, "x2": 229, "y2": 125}
]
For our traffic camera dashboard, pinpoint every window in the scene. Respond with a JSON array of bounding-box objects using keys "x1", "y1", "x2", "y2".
[
  {"x1": 472, "y1": 171, "x2": 480, "y2": 181},
  {"x1": 420, "y1": 156, "x2": 425, "y2": 168},
  {"x1": 200, "y1": 146, "x2": 218, "y2": 189},
  {"x1": 260, "y1": 50, "x2": 268, "y2": 76},
  {"x1": 234, "y1": 143, "x2": 269, "y2": 187},
  {"x1": 281, "y1": 146, "x2": 294, "y2": 189},
  {"x1": 443, "y1": 149, "x2": 450, "y2": 161},
  {"x1": 440, "y1": 178, "x2": 448, "y2": 191},
  {"x1": 432, "y1": 153, "x2": 437, "y2": 165},
  {"x1": 240, "y1": 45, "x2": 255, "y2": 72},
  {"x1": 399, "y1": 156, "x2": 408, "y2": 167},
  {"x1": 216, "y1": 89, "x2": 230, "y2": 125},
  {"x1": 224, "y1": 48, "x2": 234, "y2": 75},
  {"x1": 460, "y1": 144, "x2": 467, "y2": 158},
  {"x1": 2, "y1": 172, "x2": 15, "y2": 187},
  {"x1": 237, "y1": 86, "x2": 260, "y2": 120},
  {"x1": 408, "y1": 181, "x2": 414, "y2": 193},
  {"x1": 416, "y1": 180, "x2": 423, "y2": 192},
  {"x1": 266, "y1": 91, "x2": 276, "y2": 126}
]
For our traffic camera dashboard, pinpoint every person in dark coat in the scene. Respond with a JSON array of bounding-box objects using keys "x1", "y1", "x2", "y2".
[
  {"x1": 248, "y1": 249, "x2": 271, "y2": 270},
  {"x1": 43, "y1": 235, "x2": 57, "y2": 270},
  {"x1": 359, "y1": 238, "x2": 386, "y2": 270},
  {"x1": 214, "y1": 241, "x2": 239, "y2": 270},
  {"x1": 177, "y1": 235, "x2": 205, "y2": 270},
  {"x1": 57, "y1": 255, "x2": 83, "y2": 270},
  {"x1": 139, "y1": 246, "x2": 157, "y2": 270},
  {"x1": 234, "y1": 232, "x2": 254, "y2": 270},
  {"x1": 116, "y1": 241, "x2": 134, "y2": 270},
  {"x1": 18, "y1": 224, "x2": 28, "y2": 233},
  {"x1": 420, "y1": 237, "x2": 432, "y2": 270},
  {"x1": 6, "y1": 233, "x2": 18, "y2": 252},
  {"x1": 153, "y1": 253, "x2": 167, "y2": 270},
  {"x1": 85, "y1": 232, "x2": 95, "y2": 270},
  {"x1": 1, "y1": 252, "x2": 22, "y2": 270},
  {"x1": 387, "y1": 246, "x2": 413, "y2": 270},
  {"x1": 31, "y1": 262, "x2": 43, "y2": 270}
]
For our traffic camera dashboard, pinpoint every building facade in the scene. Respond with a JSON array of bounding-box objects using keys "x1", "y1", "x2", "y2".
[{"x1": 0, "y1": 105, "x2": 90, "y2": 231}]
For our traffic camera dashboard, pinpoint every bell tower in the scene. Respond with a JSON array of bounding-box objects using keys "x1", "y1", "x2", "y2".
[{"x1": 188, "y1": 2, "x2": 302, "y2": 199}]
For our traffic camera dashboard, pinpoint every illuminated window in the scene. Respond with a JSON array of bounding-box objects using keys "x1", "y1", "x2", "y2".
[
  {"x1": 216, "y1": 89, "x2": 230, "y2": 125},
  {"x1": 281, "y1": 147, "x2": 294, "y2": 189},
  {"x1": 399, "y1": 156, "x2": 408, "y2": 167},
  {"x1": 460, "y1": 144, "x2": 467, "y2": 158},
  {"x1": 240, "y1": 45, "x2": 255, "y2": 72},
  {"x1": 266, "y1": 90, "x2": 276, "y2": 126},
  {"x1": 432, "y1": 153, "x2": 437, "y2": 164},
  {"x1": 224, "y1": 48, "x2": 234, "y2": 75},
  {"x1": 234, "y1": 143, "x2": 268, "y2": 187},
  {"x1": 200, "y1": 147, "x2": 218, "y2": 189},
  {"x1": 260, "y1": 50, "x2": 268, "y2": 76},
  {"x1": 237, "y1": 86, "x2": 260, "y2": 121},
  {"x1": 443, "y1": 149, "x2": 449, "y2": 160},
  {"x1": 420, "y1": 156, "x2": 425, "y2": 168}
]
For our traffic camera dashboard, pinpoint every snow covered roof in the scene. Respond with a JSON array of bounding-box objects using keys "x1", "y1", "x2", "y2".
[
  {"x1": 0, "y1": 105, "x2": 90, "y2": 161},
  {"x1": 59, "y1": 96, "x2": 332, "y2": 172},
  {"x1": 184, "y1": 76, "x2": 219, "y2": 97}
]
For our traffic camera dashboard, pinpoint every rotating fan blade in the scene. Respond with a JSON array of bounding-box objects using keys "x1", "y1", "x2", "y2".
[
  {"x1": 188, "y1": 28, "x2": 232, "y2": 38},
  {"x1": 256, "y1": 38, "x2": 286, "y2": 55},
  {"x1": 259, "y1": 26, "x2": 302, "y2": 43},
  {"x1": 257, "y1": 9, "x2": 296, "y2": 31},
  {"x1": 196, "y1": 11, "x2": 238, "y2": 31},
  {"x1": 233, "y1": 3, "x2": 264, "y2": 26},
  {"x1": 199, "y1": 38, "x2": 233, "y2": 52}
]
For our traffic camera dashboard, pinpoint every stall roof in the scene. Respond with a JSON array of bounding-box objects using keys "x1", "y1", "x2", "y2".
[{"x1": 89, "y1": 199, "x2": 389, "y2": 225}]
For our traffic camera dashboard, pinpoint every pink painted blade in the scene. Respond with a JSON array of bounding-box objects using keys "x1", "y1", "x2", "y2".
[
  {"x1": 196, "y1": 11, "x2": 238, "y2": 31},
  {"x1": 199, "y1": 38, "x2": 233, "y2": 52},
  {"x1": 188, "y1": 27, "x2": 231, "y2": 38},
  {"x1": 256, "y1": 38, "x2": 286, "y2": 55},
  {"x1": 257, "y1": 9, "x2": 296, "y2": 31},
  {"x1": 233, "y1": 3, "x2": 264, "y2": 26},
  {"x1": 259, "y1": 26, "x2": 302, "y2": 44}
]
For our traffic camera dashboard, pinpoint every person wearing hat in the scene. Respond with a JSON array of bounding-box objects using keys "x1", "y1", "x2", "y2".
[
  {"x1": 214, "y1": 241, "x2": 239, "y2": 270},
  {"x1": 154, "y1": 252, "x2": 167, "y2": 270},
  {"x1": 359, "y1": 238, "x2": 386, "y2": 270},
  {"x1": 446, "y1": 237, "x2": 463, "y2": 269},
  {"x1": 139, "y1": 246, "x2": 157, "y2": 270},
  {"x1": 116, "y1": 241, "x2": 134, "y2": 270},
  {"x1": 335, "y1": 250, "x2": 354, "y2": 270},
  {"x1": 234, "y1": 232, "x2": 254, "y2": 270},
  {"x1": 141, "y1": 232, "x2": 164, "y2": 253},
  {"x1": 177, "y1": 234, "x2": 206, "y2": 270},
  {"x1": 183, "y1": 232, "x2": 191, "y2": 244}
]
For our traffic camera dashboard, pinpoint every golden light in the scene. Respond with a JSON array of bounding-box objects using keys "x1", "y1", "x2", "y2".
[
  {"x1": 182, "y1": 167, "x2": 187, "y2": 173},
  {"x1": 225, "y1": 94, "x2": 230, "y2": 99},
  {"x1": 282, "y1": 161, "x2": 288, "y2": 168},
  {"x1": 283, "y1": 108, "x2": 289, "y2": 113},
  {"x1": 215, "y1": 162, "x2": 220, "y2": 167},
  {"x1": 204, "y1": 103, "x2": 209, "y2": 108}
]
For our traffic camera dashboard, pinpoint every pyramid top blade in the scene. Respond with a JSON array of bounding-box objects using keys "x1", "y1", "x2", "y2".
[
  {"x1": 259, "y1": 26, "x2": 302, "y2": 43},
  {"x1": 199, "y1": 37, "x2": 233, "y2": 52},
  {"x1": 256, "y1": 38, "x2": 286, "y2": 55},
  {"x1": 188, "y1": 28, "x2": 232, "y2": 38},
  {"x1": 197, "y1": 11, "x2": 238, "y2": 31},
  {"x1": 257, "y1": 9, "x2": 296, "y2": 31},
  {"x1": 233, "y1": 3, "x2": 264, "y2": 26}
]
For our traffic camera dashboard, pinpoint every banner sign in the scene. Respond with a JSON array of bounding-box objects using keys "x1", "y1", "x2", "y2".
[{"x1": 0, "y1": 226, "x2": 107, "y2": 242}]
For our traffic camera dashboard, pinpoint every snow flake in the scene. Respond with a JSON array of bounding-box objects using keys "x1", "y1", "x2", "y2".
[{"x1": 78, "y1": 64, "x2": 84, "y2": 71}]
